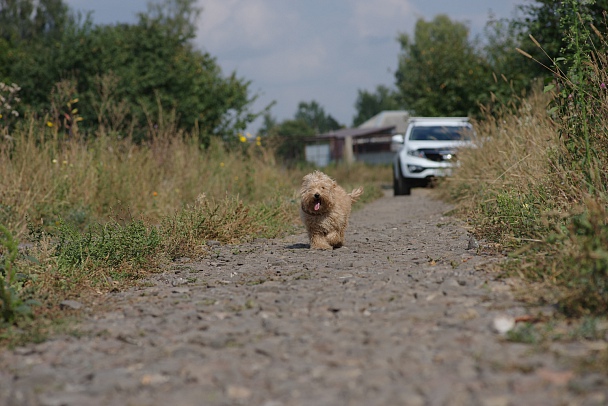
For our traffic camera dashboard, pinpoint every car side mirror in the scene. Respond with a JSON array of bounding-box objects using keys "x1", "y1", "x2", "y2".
[
  {"x1": 391, "y1": 134, "x2": 404, "y2": 152},
  {"x1": 391, "y1": 134, "x2": 404, "y2": 144}
]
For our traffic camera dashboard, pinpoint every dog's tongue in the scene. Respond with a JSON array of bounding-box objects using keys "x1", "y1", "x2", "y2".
[{"x1": 314, "y1": 202, "x2": 321, "y2": 211}]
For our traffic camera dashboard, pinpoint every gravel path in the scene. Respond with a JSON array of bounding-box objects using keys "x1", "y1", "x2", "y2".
[{"x1": 1, "y1": 189, "x2": 606, "y2": 406}]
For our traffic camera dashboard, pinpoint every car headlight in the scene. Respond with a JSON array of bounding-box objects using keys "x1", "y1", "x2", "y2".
[
  {"x1": 406, "y1": 149, "x2": 425, "y2": 158},
  {"x1": 407, "y1": 164, "x2": 425, "y2": 173}
]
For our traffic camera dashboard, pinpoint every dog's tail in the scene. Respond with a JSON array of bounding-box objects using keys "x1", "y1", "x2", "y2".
[{"x1": 349, "y1": 187, "x2": 364, "y2": 203}]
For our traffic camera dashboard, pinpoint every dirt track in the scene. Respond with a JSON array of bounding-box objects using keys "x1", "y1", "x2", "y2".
[{"x1": 1, "y1": 189, "x2": 606, "y2": 406}]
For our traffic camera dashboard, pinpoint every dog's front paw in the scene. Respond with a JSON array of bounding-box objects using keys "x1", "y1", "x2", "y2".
[{"x1": 310, "y1": 237, "x2": 333, "y2": 250}]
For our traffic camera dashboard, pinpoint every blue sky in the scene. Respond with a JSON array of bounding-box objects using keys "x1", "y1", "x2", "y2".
[{"x1": 65, "y1": 0, "x2": 523, "y2": 131}]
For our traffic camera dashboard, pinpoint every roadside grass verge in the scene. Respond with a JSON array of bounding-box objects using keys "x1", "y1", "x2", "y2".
[
  {"x1": 441, "y1": 84, "x2": 607, "y2": 317},
  {"x1": 0, "y1": 120, "x2": 389, "y2": 346},
  {"x1": 438, "y1": 11, "x2": 608, "y2": 375}
]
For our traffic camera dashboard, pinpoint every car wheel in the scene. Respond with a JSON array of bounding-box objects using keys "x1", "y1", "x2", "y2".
[{"x1": 393, "y1": 163, "x2": 411, "y2": 196}]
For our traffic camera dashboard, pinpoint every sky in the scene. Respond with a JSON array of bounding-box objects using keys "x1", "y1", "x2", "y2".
[{"x1": 65, "y1": 0, "x2": 524, "y2": 132}]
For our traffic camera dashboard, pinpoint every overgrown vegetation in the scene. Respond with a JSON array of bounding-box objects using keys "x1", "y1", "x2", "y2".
[
  {"x1": 442, "y1": 1, "x2": 608, "y2": 318},
  {"x1": 1, "y1": 0, "x2": 607, "y2": 356},
  {"x1": 0, "y1": 0, "x2": 261, "y2": 143},
  {"x1": 0, "y1": 99, "x2": 387, "y2": 345}
]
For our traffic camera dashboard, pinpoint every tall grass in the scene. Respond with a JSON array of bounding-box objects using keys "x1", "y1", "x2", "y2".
[
  {"x1": 444, "y1": 84, "x2": 607, "y2": 316},
  {"x1": 442, "y1": 3, "x2": 608, "y2": 317},
  {"x1": 0, "y1": 121, "x2": 298, "y2": 239},
  {"x1": 0, "y1": 98, "x2": 390, "y2": 345}
]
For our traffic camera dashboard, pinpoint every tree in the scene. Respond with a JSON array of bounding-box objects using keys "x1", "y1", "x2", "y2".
[
  {"x1": 395, "y1": 15, "x2": 491, "y2": 117},
  {"x1": 480, "y1": 16, "x2": 538, "y2": 107},
  {"x1": 262, "y1": 101, "x2": 340, "y2": 166},
  {"x1": 267, "y1": 118, "x2": 315, "y2": 165},
  {"x1": 0, "y1": 0, "x2": 70, "y2": 42},
  {"x1": 513, "y1": 0, "x2": 608, "y2": 77},
  {"x1": 257, "y1": 112, "x2": 277, "y2": 137},
  {"x1": 0, "y1": 0, "x2": 261, "y2": 142},
  {"x1": 352, "y1": 85, "x2": 401, "y2": 127},
  {"x1": 294, "y1": 100, "x2": 341, "y2": 134}
]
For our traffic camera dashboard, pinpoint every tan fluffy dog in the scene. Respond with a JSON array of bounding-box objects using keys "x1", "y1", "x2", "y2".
[{"x1": 299, "y1": 171, "x2": 363, "y2": 250}]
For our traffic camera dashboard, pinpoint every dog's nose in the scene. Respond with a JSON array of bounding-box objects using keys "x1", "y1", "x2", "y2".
[{"x1": 314, "y1": 193, "x2": 320, "y2": 199}]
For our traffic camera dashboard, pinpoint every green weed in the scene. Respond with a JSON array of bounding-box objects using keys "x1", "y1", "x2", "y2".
[
  {"x1": 0, "y1": 224, "x2": 39, "y2": 324},
  {"x1": 506, "y1": 323, "x2": 539, "y2": 344},
  {"x1": 441, "y1": 2, "x2": 608, "y2": 318},
  {"x1": 54, "y1": 218, "x2": 162, "y2": 281}
]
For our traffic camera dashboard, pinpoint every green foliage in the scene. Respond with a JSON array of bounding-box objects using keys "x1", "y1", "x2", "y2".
[
  {"x1": 352, "y1": 85, "x2": 401, "y2": 127},
  {"x1": 0, "y1": 224, "x2": 37, "y2": 324},
  {"x1": 479, "y1": 189, "x2": 545, "y2": 243},
  {"x1": 0, "y1": 0, "x2": 260, "y2": 142},
  {"x1": 294, "y1": 100, "x2": 342, "y2": 134},
  {"x1": 54, "y1": 219, "x2": 161, "y2": 279},
  {"x1": 261, "y1": 101, "x2": 329, "y2": 166},
  {"x1": 0, "y1": 82, "x2": 21, "y2": 129},
  {"x1": 514, "y1": 0, "x2": 608, "y2": 77},
  {"x1": 395, "y1": 15, "x2": 491, "y2": 117},
  {"x1": 544, "y1": 0, "x2": 608, "y2": 191},
  {"x1": 481, "y1": 17, "x2": 538, "y2": 107},
  {"x1": 263, "y1": 99, "x2": 341, "y2": 166},
  {"x1": 441, "y1": 2, "x2": 608, "y2": 318},
  {"x1": 545, "y1": 203, "x2": 608, "y2": 316},
  {"x1": 506, "y1": 323, "x2": 540, "y2": 344},
  {"x1": 0, "y1": 0, "x2": 70, "y2": 43},
  {"x1": 160, "y1": 194, "x2": 294, "y2": 260},
  {"x1": 268, "y1": 118, "x2": 315, "y2": 166}
]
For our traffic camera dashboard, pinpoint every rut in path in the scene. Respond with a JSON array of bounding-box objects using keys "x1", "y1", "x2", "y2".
[{"x1": 0, "y1": 189, "x2": 606, "y2": 406}]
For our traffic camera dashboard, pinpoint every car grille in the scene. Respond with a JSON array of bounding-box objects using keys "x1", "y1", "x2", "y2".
[{"x1": 420, "y1": 149, "x2": 456, "y2": 162}]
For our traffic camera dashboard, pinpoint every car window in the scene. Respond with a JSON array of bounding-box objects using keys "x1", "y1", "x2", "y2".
[{"x1": 409, "y1": 126, "x2": 471, "y2": 141}]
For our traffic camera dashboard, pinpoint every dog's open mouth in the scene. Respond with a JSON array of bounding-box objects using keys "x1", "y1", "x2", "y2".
[{"x1": 302, "y1": 197, "x2": 323, "y2": 215}]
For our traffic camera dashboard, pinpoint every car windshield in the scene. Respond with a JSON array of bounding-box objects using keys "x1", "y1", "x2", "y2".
[{"x1": 409, "y1": 126, "x2": 471, "y2": 141}]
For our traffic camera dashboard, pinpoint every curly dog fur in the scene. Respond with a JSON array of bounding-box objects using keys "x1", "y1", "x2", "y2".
[{"x1": 299, "y1": 171, "x2": 363, "y2": 250}]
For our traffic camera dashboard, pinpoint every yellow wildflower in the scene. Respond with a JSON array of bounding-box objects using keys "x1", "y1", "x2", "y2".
[
  {"x1": 153, "y1": 191, "x2": 158, "y2": 197},
  {"x1": 46, "y1": 121, "x2": 53, "y2": 127}
]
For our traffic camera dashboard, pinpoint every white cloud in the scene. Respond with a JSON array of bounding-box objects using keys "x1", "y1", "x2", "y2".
[
  {"x1": 65, "y1": 0, "x2": 522, "y2": 130},
  {"x1": 350, "y1": 0, "x2": 416, "y2": 38},
  {"x1": 197, "y1": 1, "x2": 297, "y2": 52},
  {"x1": 197, "y1": 1, "x2": 333, "y2": 85},
  {"x1": 247, "y1": 39, "x2": 329, "y2": 84}
]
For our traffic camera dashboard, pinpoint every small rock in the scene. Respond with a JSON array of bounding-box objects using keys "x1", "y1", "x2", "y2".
[
  {"x1": 467, "y1": 235, "x2": 479, "y2": 250},
  {"x1": 207, "y1": 240, "x2": 221, "y2": 246},
  {"x1": 480, "y1": 396, "x2": 510, "y2": 406},
  {"x1": 140, "y1": 373, "x2": 169, "y2": 386},
  {"x1": 59, "y1": 300, "x2": 83, "y2": 310},
  {"x1": 226, "y1": 385, "x2": 252, "y2": 400},
  {"x1": 492, "y1": 315, "x2": 515, "y2": 334}
]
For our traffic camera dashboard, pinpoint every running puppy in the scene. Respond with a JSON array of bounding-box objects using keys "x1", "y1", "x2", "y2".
[{"x1": 299, "y1": 170, "x2": 363, "y2": 249}]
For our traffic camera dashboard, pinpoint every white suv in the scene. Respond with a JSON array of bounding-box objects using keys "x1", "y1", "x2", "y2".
[{"x1": 392, "y1": 117, "x2": 473, "y2": 195}]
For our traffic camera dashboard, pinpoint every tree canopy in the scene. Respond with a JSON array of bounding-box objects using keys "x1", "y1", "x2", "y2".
[
  {"x1": 394, "y1": 14, "x2": 491, "y2": 117},
  {"x1": 352, "y1": 85, "x2": 400, "y2": 127},
  {"x1": 0, "y1": 0, "x2": 260, "y2": 142},
  {"x1": 294, "y1": 100, "x2": 341, "y2": 134},
  {"x1": 514, "y1": 0, "x2": 608, "y2": 76}
]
